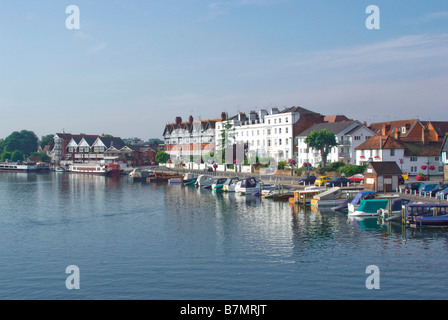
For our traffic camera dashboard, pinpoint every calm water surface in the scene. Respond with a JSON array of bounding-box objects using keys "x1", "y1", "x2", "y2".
[{"x1": 1, "y1": 172, "x2": 448, "y2": 300}]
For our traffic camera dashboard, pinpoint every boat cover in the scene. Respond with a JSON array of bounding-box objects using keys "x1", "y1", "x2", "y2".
[{"x1": 356, "y1": 199, "x2": 390, "y2": 214}]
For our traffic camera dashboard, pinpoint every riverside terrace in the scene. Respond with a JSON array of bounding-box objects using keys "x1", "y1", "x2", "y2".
[{"x1": 154, "y1": 166, "x2": 448, "y2": 204}]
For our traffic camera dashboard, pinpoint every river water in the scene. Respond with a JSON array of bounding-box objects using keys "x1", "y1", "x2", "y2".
[{"x1": 1, "y1": 172, "x2": 448, "y2": 300}]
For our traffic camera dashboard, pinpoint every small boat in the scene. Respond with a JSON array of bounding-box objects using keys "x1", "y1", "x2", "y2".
[
  {"x1": 348, "y1": 199, "x2": 391, "y2": 217},
  {"x1": 310, "y1": 187, "x2": 362, "y2": 208},
  {"x1": 405, "y1": 203, "x2": 448, "y2": 228},
  {"x1": 168, "y1": 178, "x2": 183, "y2": 184},
  {"x1": 54, "y1": 166, "x2": 67, "y2": 173},
  {"x1": 347, "y1": 191, "x2": 399, "y2": 214},
  {"x1": 252, "y1": 183, "x2": 276, "y2": 196},
  {"x1": 209, "y1": 177, "x2": 228, "y2": 190},
  {"x1": 222, "y1": 177, "x2": 240, "y2": 192},
  {"x1": 379, "y1": 198, "x2": 412, "y2": 221},
  {"x1": 261, "y1": 185, "x2": 294, "y2": 200},
  {"x1": 183, "y1": 172, "x2": 198, "y2": 185},
  {"x1": 195, "y1": 175, "x2": 213, "y2": 188},
  {"x1": 289, "y1": 189, "x2": 322, "y2": 205},
  {"x1": 234, "y1": 177, "x2": 262, "y2": 195},
  {"x1": 129, "y1": 168, "x2": 153, "y2": 182}
]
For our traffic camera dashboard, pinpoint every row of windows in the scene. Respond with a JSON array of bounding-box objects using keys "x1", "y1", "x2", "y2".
[{"x1": 235, "y1": 127, "x2": 290, "y2": 137}]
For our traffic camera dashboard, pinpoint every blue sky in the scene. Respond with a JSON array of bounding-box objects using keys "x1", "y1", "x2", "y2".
[{"x1": 1, "y1": 0, "x2": 448, "y2": 140}]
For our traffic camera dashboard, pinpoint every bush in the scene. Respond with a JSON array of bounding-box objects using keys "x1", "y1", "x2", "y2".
[
  {"x1": 277, "y1": 161, "x2": 287, "y2": 170},
  {"x1": 338, "y1": 164, "x2": 367, "y2": 177},
  {"x1": 324, "y1": 161, "x2": 346, "y2": 172}
]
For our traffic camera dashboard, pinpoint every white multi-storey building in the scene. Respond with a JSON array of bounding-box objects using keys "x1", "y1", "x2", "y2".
[
  {"x1": 296, "y1": 121, "x2": 375, "y2": 167},
  {"x1": 215, "y1": 107, "x2": 324, "y2": 163}
]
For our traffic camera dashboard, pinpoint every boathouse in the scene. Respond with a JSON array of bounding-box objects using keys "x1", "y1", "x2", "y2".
[{"x1": 363, "y1": 161, "x2": 403, "y2": 192}]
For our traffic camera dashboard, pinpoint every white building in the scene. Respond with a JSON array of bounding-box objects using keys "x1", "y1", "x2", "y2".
[
  {"x1": 163, "y1": 115, "x2": 220, "y2": 163},
  {"x1": 355, "y1": 135, "x2": 445, "y2": 176},
  {"x1": 215, "y1": 107, "x2": 324, "y2": 164},
  {"x1": 296, "y1": 121, "x2": 375, "y2": 167}
]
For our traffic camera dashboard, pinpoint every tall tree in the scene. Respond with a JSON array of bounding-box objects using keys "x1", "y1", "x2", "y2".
[
  {"x1": 304, "y1": 129, "x2": 339, "y2": 169},
  {"x1": 3, "y1": 130, "x2": 38, "y2": 156}
]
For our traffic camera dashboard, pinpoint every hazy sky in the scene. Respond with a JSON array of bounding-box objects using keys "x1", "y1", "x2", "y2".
[{"x1": 1, "y1": 1, "x2": 448, "y2": 140}]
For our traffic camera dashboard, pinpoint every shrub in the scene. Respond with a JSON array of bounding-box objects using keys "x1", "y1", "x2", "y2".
[{"x1": 338, "y1": 164, "x2": 367, "y2": 177}]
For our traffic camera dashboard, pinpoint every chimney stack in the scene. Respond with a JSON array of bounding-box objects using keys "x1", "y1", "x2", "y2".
[
  {"x1": 175, "y1": 117, "x2": 182, "y2": 125},
  {"x1": 189, "y1": 115, "x2": 194, "y2": 123},
  {"x1": 221, "y1": 112, "x2": 227, "y2": 121}
]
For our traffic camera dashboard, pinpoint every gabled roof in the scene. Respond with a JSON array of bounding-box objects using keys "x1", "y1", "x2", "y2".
[
  {"x1": 97, "y1": 137, "x2": 126, "y2": 149},
  {"x1": 400, "y1": 141, "x2": 443, "y2": 157},
  {"x1": 368, "y1": 119, "x2": 420, "y2": 137},
  {"x1": 367, "y1": 161, "x2": 403, "y2": 175},
  {"x1": 442, "y1": 135, "x2": 448, "y2": 153},
  {"x1": 279, "y1": 106, "x2": 321, "y2": 115},
  {"x1": 355, "y1": 136, "x2": 405, "y2": 150},
  {"x1": 297, "y1": 121, "x2": 360, "y2": 137}
]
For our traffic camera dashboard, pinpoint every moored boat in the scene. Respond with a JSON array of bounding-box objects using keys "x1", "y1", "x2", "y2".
[
  {"x1": 209, "y1": 177, "x2": 228, "y2": 190},
  {"x1": 234, "y1": 177, "x2": 262, "y2": 195},
  {"x1": 195, "y1": 175, "x2": 213, "y2": 188},
  {"x1": 0, "y1": 161, "x2": 39, "y2": 172},
  {"x1": 222, "y1": 177, "x2": 240, "y2": 192},
  {"x1": 289, "y1": 189, "x2": 322, "y2": 205},
  {"x1": 68, "y1": 163, "x2": 121, "y2": 176},
  {"x1": 129, "y1": 167, "x2": 153, "y2": 182},
  {"x1": 347, "y1": 191, "x2": 399, "y2": 214},
  {"x1": 310, "y1": 187, "x2": 362, "y2": 208},
  {"x1": 405, "y1": 203, "x2": 448, "y2": 228},
  {"x1": 348, "y1": 199, "x2": 390, "y2": 217},
  {"x1": 379, "y1": 198, "x2": 412, "y2": 221}
]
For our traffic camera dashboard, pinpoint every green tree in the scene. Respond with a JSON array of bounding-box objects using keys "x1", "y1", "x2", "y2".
[
  {"x1": 40, "y1": 134, "x2": 55, "y2": 148},
  {"x1": 11, "y1": 150, "x2": 24, "y2": 162},
  {"x1": 0, "y1": 150, "x2": 11, "y2": 162},
  {"x1": 155, "y1": 150, "x2": 170, "y2": 164},
  {"x1": 3, "y1": 130, "x2": 38, "y2": 156},
  {"x1": 29, "y1": 151, "x2": 50, "y2": 162},
  {"x1": 304, "y1": 129, "x2": 339, "y2": 169}
]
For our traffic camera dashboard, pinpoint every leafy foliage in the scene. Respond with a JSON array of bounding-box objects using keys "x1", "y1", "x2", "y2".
[
  {"x1": 155, "y1": 150, "x2": 170, "y2": 164},
  {"x1": 304, "y1": 129, "x2": 338, "y2": 168}
]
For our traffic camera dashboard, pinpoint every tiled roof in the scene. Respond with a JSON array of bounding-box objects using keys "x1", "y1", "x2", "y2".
[
  {"x1": 355, "y1": 136, "x2": 405, "y2": 150},
  {"x1": 297, "y1": 121, "x2": 359, "y2": 137},
  {"x1": 367, "y1": 161, "x2": 403, "y2": 175}
]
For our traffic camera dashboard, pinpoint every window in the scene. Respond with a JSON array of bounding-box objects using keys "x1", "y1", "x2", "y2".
[
  {"x1": 354, "y1": 136, "x2": 361, "y2": 141},
  {"x1": 286, "y1": 128, "x2": 289, "y2": 134},
  {"x1": 410, "y1": 157, "x2": 418, "y2": 162},
  {"x1": 279, "y1": 139, "x2": 282, "y2": 145},
  {"x1": 439, "y1": 166, "x2": 444, "y2": 173},
  {"x1": 279, "y1": 128, "x2": 282, "y2": 134},
  {"x1": 279, "y1": 118, "x2": 282, "y2": 124},
  {"x1": 435, "y1": 157, "x2": 440, "y2": 161},
  {"x1": 390, "y1": 149, "x2": 395, "y2": 156},
  {"x1": 286, "y1": 117, "x2": 289, "y2": 123}
]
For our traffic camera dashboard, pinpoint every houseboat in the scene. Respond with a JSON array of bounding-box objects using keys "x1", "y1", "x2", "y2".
[
  {"x1": 0, "y1": 161, "x2": 39, "y2": 172},
  {"x1": 67, "y1": 163, "x2": 121, "y2": 176},
  {"x1": 289, "y1": 189, "x2": 322, "y2": 205},
  {"x1": 405, "y1": 203, "x2": 448, "y2": 228}
]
